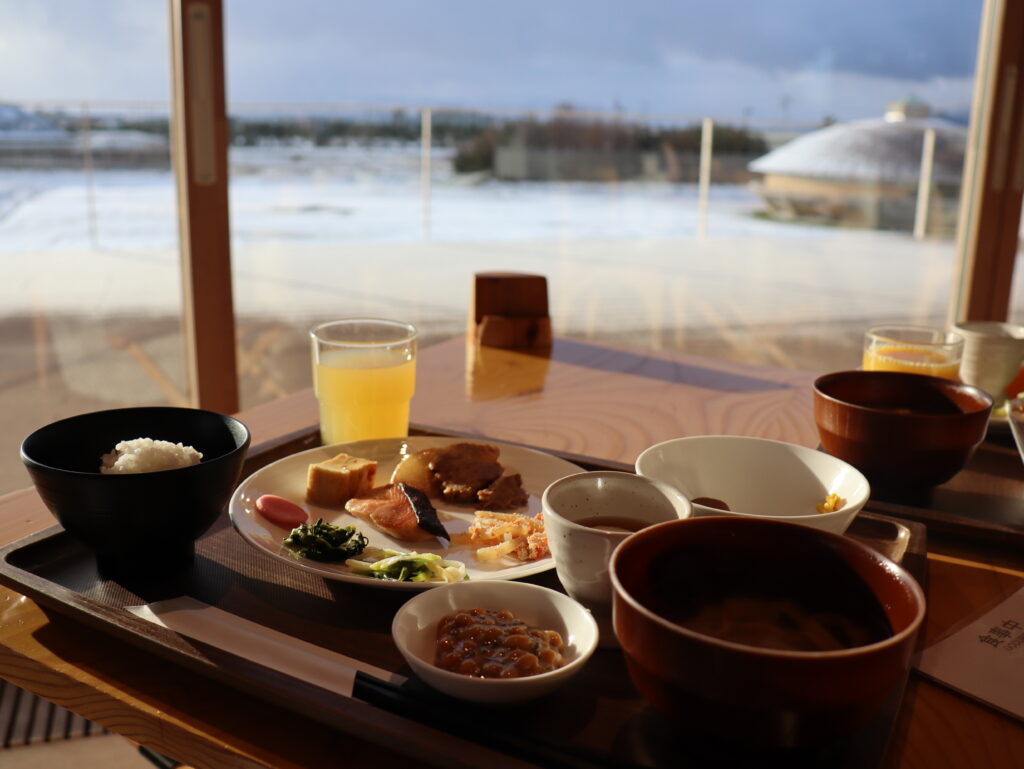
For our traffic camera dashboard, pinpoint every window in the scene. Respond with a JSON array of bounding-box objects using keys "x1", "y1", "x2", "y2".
[
  {"x1": 2, "y1": 1, "x2": 1020, "y2": 496},
  {"x1": 0, "y1": 2, "x2": 183, "y2": 495},
  {"x1": 221, "y1": 0, "x2": 993, "y2": 410}
]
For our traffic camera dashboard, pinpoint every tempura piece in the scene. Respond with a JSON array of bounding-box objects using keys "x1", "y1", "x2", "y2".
[
  {"x1": 816, "y1": 493, "x2": 846, "y2": 513},
  {"x1": 465, "y1": 510, "x2": 548, "y2": 562}
]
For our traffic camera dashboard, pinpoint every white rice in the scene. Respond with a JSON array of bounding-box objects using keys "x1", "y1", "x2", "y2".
[{"x1": 99, "y1": 438, "x2": 203, "y2": 474}]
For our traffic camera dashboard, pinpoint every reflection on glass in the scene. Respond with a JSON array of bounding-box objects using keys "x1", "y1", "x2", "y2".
[
  {"x1": 0, "y1": 3, "x2": 183, "y2": 495},
  {"x1": 1, "y1": 3, "x2": 986, "y2": 467},
  {"x1": 219, "y1": 3, "x2": 983, "y2": 411}
]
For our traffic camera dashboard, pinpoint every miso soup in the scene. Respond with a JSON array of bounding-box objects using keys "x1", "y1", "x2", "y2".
[
  {"x1": 646, "y1": 546, "x2": 892, "y2": 652},
  {"x1": 575, "y1": 515, "x2": 647, "y2": 533}
]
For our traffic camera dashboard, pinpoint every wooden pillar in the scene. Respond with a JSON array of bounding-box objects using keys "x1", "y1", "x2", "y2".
[
  {"x1": 169, "y1": 0, "x2": 239, "y2": 413},
  {"x1": 951, "y1": 0, "x2": 1024, "y2": 322},
  {"x1": 697, "y1": 117, "x2": 713, "y2": 238},
  {"x1": 913, "y1": 128, "x2": 936, "y2": 240}
]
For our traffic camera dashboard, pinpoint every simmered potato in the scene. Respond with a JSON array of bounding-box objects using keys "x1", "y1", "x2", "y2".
[{"x1": 389, "y1": 448, "x2": 442, "y2": 496}]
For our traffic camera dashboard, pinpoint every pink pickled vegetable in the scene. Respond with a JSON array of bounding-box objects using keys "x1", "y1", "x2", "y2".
[{"x1": 255, "y1": 494, "x2": 308, "y2": 528}]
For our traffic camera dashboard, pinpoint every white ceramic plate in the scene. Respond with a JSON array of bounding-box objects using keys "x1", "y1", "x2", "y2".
[{"x1": 229, "y1": 436, "x2": 583, "y2": 590}]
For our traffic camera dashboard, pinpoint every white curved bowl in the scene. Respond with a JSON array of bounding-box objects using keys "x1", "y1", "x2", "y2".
[
  {"x1": 635, "y1": 435, "x2": 870, "y2": 534},
  {"x1": 391, "y1": 581, "x2": 599, "y2": 704}
]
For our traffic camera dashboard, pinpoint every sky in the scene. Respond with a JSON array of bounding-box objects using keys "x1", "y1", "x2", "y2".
[{"x1": 1, "y1": 0, "x2": 983, "y2": 125}]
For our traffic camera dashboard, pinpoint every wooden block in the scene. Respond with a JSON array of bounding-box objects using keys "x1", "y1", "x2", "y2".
[
  {"x1": 465, "y1": 340, "x2": 551, "y2": 400},
  {"x1": 469, "y1": 273, "x2": 549, "y2": 325},
  {"x1": 468, "y1": 273, "x2": 551, "y2": 347},
  {"x1": 476, "y1": 315, "x2": 552, "y2": 350}
]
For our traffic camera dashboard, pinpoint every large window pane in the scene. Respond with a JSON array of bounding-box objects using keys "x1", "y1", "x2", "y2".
[
  {"x1": 223, "y1": 2, "x2": 983, "y2": 410},
  {"x1": 0, "y1": 3, "x2": 182, "y2": 494}
]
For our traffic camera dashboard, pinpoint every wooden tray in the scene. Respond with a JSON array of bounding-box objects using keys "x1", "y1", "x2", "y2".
[
  {"x1": 0, "y1": 436, "x2": 928, "y2": 769},
  {"x1": 862, "y1": 434, "x2": 1024, "y2": 550}
]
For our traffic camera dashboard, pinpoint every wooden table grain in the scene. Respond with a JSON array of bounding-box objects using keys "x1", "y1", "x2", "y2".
[
  {"x1": 1, "y1": 337, "x2": 1022, "y2": 769},
  {"x1": 418, "y1": 336, "x2": 822, "y2": 457}
]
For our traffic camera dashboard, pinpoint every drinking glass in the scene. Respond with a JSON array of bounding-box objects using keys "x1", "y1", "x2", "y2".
[
  {"x1": 310, "y1": 319, "x2": 417, "y2": 445},
  {"x1": 862, "y1": 324, "x2": 963, "y2": 380}
]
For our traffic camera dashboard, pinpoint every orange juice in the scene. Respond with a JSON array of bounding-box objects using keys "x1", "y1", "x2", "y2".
[
  {"x1": 862, "y1": 344, "x2": 960, "y2": 379},
  {"x1": 314, "y1": 347, "x2": 416, "y2": 444}
]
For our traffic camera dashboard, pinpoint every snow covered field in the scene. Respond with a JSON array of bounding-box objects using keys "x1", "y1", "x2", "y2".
[{"x1": 0, "y1": 143, "x2": 962, "y2": 333}]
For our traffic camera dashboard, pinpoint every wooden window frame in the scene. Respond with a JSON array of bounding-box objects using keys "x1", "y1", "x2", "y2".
[
  {"x1": 951, "y1": 0, "x2": 1024, "y2": 323},
  {"x1": 169, "y1": 0, "x2": 239, "y2": 414},
  {"x1": 168, "y1": 0, "x2": 1024, "y2": 413}
]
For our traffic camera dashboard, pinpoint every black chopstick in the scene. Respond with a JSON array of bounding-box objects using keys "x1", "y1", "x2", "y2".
[{"x1": 352, "y1": 671, "x2": 647, "y2": 769}]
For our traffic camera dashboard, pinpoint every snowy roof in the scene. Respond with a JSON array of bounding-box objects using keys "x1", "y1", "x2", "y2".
[
  {"x1": 748, "y1": 116, "x2": 967, "y2": 186},
  {"x1": 0, "y1": 103, "x2": 72, "y2": 147},
  {"x1": 0, "y1": 103, "x2": 61, "y2": 131},
  {"x1": 76, "y1": 130, "x2": 168, "y2": 151}
]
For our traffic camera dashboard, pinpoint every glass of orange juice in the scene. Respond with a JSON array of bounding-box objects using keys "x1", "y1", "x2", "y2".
[
  {"x1": 310, "y1": 319, "x2": 417, "y2": 444},
  {"x1": 862, "y1": 324, "x2": 964, "y2": 380}
]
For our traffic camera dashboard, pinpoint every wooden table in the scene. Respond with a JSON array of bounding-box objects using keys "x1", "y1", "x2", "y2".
[{"x1": 1, "y1": 337, "x2": 1022, "y2": 769}]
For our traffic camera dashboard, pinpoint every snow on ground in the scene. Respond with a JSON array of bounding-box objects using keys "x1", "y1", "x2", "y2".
[{"x1": 0, "y1": 144, "x2": 969, "y2": 336}]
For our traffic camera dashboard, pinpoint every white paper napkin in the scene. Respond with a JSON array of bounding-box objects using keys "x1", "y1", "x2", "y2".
[
  {"x1": 916, "y1": 585, "x2": 1024, "y2": 723},
  {"x1": 128, "y1": 597, "x2": 405, "y2": 699}
]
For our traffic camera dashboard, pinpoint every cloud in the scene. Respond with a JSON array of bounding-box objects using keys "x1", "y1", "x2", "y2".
[
  {"x1": 650, "y1": 0, "x2": 982, "y2": 81},
  {"x1": 224, "y1": 0, "x2": 982, "y2": 86},
  {"x1": 655, "y1": 48, "x2": 973, "y2": 123},
  {"x1": 0, "y1": 0, "x2": 168, "y2": 102},
  {"x1": 223, "y1": 0, "x2": 980, "y2": 118},
  {"x1": 0, "y1": 0, "x2": 981, "y2": 122}
]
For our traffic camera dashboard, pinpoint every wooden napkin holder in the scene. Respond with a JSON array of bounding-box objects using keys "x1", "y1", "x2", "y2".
[
  {"x1": 468, "y1": 272, "x2": 552, "y2": 350},
  {"x1": 466, "y1": 272, "x2": 552, "y2": 399}
]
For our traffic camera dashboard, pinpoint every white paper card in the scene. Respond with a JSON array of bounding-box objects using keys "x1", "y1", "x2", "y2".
[
  {"x1": 128, "y1": 597, "x2": 405, "y2": 699},
  {"x1": 916, "y1": 585, "x2": 1024, "y2": 722}
]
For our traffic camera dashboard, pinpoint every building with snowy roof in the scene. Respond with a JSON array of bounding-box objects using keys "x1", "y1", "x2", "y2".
[
  {"x1": 0, "y1": 103, "x2": 169, "y2": 168},
  {"x1": 0, "y1": 103, "x2": 73, "y2": 150},
  {"x1": 747, "y1": 102, "x2": 967, "y2": 234}
]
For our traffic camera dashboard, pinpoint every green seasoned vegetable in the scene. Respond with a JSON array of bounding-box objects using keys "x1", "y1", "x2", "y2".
[
  {"x1": 346, "y1": 548, "x2": 467, "y2": 583},
  {"x1": 283, "y1": 518, "x2": 368, "y2": 562}
]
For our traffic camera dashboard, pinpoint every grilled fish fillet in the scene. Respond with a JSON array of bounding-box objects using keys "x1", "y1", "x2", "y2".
[{"x1": 345, "y1": 482, "x2": 449, "y2": 541}]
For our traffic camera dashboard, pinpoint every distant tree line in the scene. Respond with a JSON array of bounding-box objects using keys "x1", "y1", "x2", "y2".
[
  {"x1": 39, "y1": 109, "x2": 500, "y2": 148},
  {"x1": 228, "y1": 111, "x2": 502, "y2": 147},
  {"x1": 452, "y1": 111, "x2": 768, "y2": 174},
  {"x1": 35, "y1": 106, "x2": 769, "y2": 178}
]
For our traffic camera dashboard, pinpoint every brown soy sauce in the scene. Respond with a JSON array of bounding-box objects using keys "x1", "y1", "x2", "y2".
[
  {"x1": 692, "y1": 497, "x2": 731, "y2": 511},
  {"x1": 575, "y1": 515, "x2": 647, "y2": 533},
  {"x1": 645, "y1": 544, "x2": 892, "y2": 652}
]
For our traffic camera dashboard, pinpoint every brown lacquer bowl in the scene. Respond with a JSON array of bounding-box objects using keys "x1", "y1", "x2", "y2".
[
  {"x1": 610, "y1": 517, "x2": 925, "y2": 750},
  {"x1": 814, "y1": 370, "x2": 992, "y2": 488}
]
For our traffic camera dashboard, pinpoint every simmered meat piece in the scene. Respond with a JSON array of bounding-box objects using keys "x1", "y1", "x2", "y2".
[
  {"x1": 477, "y1": 473, "x2": 529, "y2": 511},
  {"x1": 428, "y1": 442, "x2": 503, "y2": 503}
]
